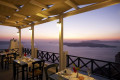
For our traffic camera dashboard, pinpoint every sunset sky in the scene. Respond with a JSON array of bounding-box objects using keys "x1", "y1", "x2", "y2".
[{"x1": 0, "y1": 4, "x2": 120, "y2": 41}]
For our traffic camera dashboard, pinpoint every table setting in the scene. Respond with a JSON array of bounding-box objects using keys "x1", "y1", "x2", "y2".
[{"x1": 50, "y1": 64, "x2": 96, "y2": 80}]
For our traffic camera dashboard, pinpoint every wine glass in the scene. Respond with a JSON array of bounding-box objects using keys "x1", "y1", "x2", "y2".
[{"x1": 87, "y1": 68, "x2": 91, "y2": 80}]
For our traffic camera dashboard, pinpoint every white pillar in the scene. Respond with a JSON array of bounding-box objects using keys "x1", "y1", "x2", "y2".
[
  {"x1": 59, "y1": 15, "x2": 64, "y2": 71},
  {"x1": 34, "y1": 48, "x2": 38, "y2": 58},
  {"x1": 31, "y1": 24, "x2": 34, "y2": 58},
  {"x1": 19, "y1": 27, "x2": 22, "y2": 55},
  {"x1": 63, "y1": 51, "x2": 68, "y2": 69}
]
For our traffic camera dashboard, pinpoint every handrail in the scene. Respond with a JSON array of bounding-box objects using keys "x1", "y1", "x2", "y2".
[
  {"x1": 22, "y1": 48, "x2": 120, "y2": 79},
  {"x1": 67, "y1": 54, "x2": 120, "y2": 64}
]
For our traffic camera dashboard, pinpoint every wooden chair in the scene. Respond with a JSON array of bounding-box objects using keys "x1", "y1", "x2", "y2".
[
  {"x1": 44, "y1": 63, "x2": 59, "y2": 80},
  {"x1": 28, "y1": 60, "x2": 45, "y2": 80}
]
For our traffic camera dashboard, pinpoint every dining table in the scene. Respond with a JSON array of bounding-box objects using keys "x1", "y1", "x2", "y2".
[
  {"x1": 49, "y1": 68, "x2": 109, "y2": 80},
  {"x1": 0, "y1": 52, "x2": 16, "y2": 69},
  {"x1": 13, "y1": 56, "x2": 41, "y2": 80}
]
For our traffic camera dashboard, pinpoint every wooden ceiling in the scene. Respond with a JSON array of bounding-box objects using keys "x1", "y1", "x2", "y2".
[{"x1": 0, "y1": 0, "x2": 119, "y2": 29}]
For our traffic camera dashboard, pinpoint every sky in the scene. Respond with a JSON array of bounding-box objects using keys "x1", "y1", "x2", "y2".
[{"x1": 0, "y1": 4, "x2": 120, "y2": 41}]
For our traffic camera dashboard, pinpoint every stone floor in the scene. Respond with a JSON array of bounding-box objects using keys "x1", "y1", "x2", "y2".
[
  {"x1": 0, "y1": 64, "x2": 14, "y2": 80},
  {"x1": 0, "y1": 63, "x2": 47, "y2": 80}
]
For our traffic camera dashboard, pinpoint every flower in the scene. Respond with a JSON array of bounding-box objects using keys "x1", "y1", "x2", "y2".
[{"x1": 72, "y1": 64, "x2": 81, "y2": 73}]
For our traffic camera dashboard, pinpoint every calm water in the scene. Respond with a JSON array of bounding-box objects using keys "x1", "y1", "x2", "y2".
[{"x1": 0, "y1": 40, "x2": 120, "y2": 62}]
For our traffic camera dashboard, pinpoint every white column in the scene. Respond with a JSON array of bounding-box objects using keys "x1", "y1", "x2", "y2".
[
  {"x1": 31, "y1": 24, "x2": 34, "y2": 58},
  {"x1": 19, "y1": 27, "x2": 22, "y2": 55},
  {"x1": 63, "y1": 51, "x2": 68, "y2": 69},
  {"x1": 34, "y1": 48, "x2": 38, "y2": 58},
  {"x1": 59, "y1": 15, "x2": 64, "y2": 71}
]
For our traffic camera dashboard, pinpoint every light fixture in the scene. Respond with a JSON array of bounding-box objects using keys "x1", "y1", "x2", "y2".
[
  {"x1": 41, "y1": 8, "x2": 46, "y2": 11},
  {"x1": 15, "y1": 9, "x2": 19, "y2": 12},
  {"x1": 32, "y1": 21, "x2": 38, "y2": 23},
  {"x1": 15, "y1": 21, "x2": 19, "y2": 24},
  {"x1": 24, "y1": 17, "x2": 27, "y2": 20},
  {"x1": 47, "y1": 4, "x2": 54, "y2": 8},
  {"x1": 6, "y1": 16, "x2": 11, "y2": 19},
  {"x1": 57, "y1": 22, "x2": 61, "y2": 27},
  {"x1": 41, "y1": 18, "x2": 47, "y2": 20},
  {"x1": 17, "y1": 32, "x2": 19, "y2": 35},
  {"x1": 28, "y1": 23, "x2": 32, "y2": 25},
  {"x1": 15, "y1": 5, "x2": 24, "y2": 12},
  {"x1": 19, "y1": 5, "x2": 24, "y2": 8},
  {"x1": 29, "y1": 28, "x2": 32, "y2": 33},
  {"x1": 27, "y1": 16, "x2": 31, "y2": 18}
]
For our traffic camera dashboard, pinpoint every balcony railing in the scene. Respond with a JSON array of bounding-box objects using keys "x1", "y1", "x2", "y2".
[
  {"x1": 22, "y1": 48, "x2": 120, "y2": 79},
  {"x1": 67, "y1": 55, "x2": 120, "y2": 79},
  {"x1": 37, "y1": 50, "x2": 59, "y2": 63}
]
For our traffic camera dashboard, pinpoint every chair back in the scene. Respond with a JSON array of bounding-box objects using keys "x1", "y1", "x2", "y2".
[
  {"x1": 44, "y1": 63, "x2": 59, "y2": 80},
  {"x1": 32, "y1": 60, "x2": 45, "y2": 77}
]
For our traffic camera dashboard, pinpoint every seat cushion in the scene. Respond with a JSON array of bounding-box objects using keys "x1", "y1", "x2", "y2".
[{"x1": 28, "y1": 69, "x2": 42, "y2": 76}]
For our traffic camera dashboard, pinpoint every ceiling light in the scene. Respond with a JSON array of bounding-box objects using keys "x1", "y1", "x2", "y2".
[
  {"x1": 47, "y1": 4, "x2": 54, "y2": 8},
  {"x1": 6, "y1": 16, "x2": 11, "y2": 19},
  {"x1": 15, "y1": 9, "x2": 19, "y2": 12},
  {"x1": 41, "y1": 18, "x2": 47, "y2": 20},
  {"x1": 57, "y1": 22, "x2": 61, "y2": 27},
  {"x1": 41, "y1": 8, "x2": 46, "y2": 11},
  {"x1": 24, "y1": 17, "x2": 27, "y2": 20},
  {"x1": 19, "y1": 5, "x2": 24, "y2": 8},
  {"x1": 28, "y1": 23, "x2": 32, "y2": 25},
  {"x1": 27, "y1": 16, "x2": 31, "y2": 18},
  {"x1": 16, "y1": 21, "x2": 19, "y2": 24}
]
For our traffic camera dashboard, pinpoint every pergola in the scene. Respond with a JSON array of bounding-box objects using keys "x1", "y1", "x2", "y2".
[{"x1": 0, "y1": 0, "x2": 120, "y2": 71}]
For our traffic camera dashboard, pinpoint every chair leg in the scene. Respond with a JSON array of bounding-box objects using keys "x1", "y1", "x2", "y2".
[{"x1": 37, "y1": 76, "x2": 38, "y2": 80}]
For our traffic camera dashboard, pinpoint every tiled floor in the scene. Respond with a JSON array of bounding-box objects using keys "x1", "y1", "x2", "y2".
[
  {"x1": 0, "y1": 64, "x2": 14, "y2": 80},
  {"x1": 0, "y1": 63, "x2": 46, "y2": 80}
]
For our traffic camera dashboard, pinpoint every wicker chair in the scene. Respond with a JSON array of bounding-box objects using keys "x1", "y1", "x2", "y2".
[
  {"x1": 44, "y1": 63, "x2": 59, "y2": 80},
  {"x1": 28, "y1": 60, "x2": 45, "y2": 80}
]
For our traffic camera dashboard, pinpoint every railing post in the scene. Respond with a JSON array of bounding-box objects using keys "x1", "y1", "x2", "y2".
[
  {"x1": 37, "y1": 50, "x2": 39, "y2": 58},
  {"x1": 67, "y1": 55, "x2": 69, "y2": 67},
  {"x1": 108, "y1": 62, "x2": 111, "y2": 79},
  {"x1": 52, "y1": 53, "x2": 55, "y2": 63},
  {"x1": 46, "y1": 52, "x2": 49, "y2": 61},
  {"x1": 91, "y1": 59, "x2": 94, "y2": 74},
  {"x1": 78, "y1": 57, "x2": 80, "y2": 67},
  {"x1": 41, "y1": 51, "x2": 44, "y2": 60}
]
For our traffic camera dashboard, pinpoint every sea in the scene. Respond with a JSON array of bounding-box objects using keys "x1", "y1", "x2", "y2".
[{"x1": 0, "y1": 40, "x2": 120, "y2": 62}]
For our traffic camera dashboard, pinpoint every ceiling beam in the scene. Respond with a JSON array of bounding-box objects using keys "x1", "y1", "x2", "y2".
[
  {"x1": 13, "y1": 13, "x2": 26, "y2": 18},
  {"x1": 63, "y1": 0, "x2": 120, "y2": 18},
  {"x1": 0, "y1": 15, "x2": 6, "y2": 19},
  {"x1": 36, "y1": 13, "x2": 48, "y2": 18},
  {"x1": 65, "y1": 0, "x2": 78, "y2": 10},
  {"x1": 5, "y1": 20, "x2": 15, "y2": 23},
  {"x1": 30, "y1": 0, "x2": 48, "y2": 9},
  {"x1": 0, "y1": 1, "x2": 18, "y2": 9},
  {"x1": 37, "y1": 0, "x2": 120, "y2": 25}
]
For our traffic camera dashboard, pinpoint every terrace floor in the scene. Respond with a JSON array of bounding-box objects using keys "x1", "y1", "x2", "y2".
[{"x1": 0, "y1": 63, "x2": 47, "y2": 80}]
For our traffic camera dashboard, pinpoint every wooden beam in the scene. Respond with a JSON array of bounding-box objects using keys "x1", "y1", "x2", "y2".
[
  {"x1": 30, "y1": 0, "x2": 48, "y2": 9},
  {"x1": 36, "y1": 13, "x2": 48, "y2": 18},
  {"x1": 0, "y1": 1, "x2": 18, "y2": 9},
  {"x1": 13, "y1": 13, "x2": 26, "y2": 18},
  {"x1": 0, "y1": 15, "x2": 6, "y2": 19},
  {"x1": 65, "y1": 0, "x2": 78, "y2": 10},
  {"x1": 37, "y1": 0, "x2": 120, "y2": 24},
  {"x1": 5, "y1": 20, "x2": 15, "y2": 23},
  {"x1": 18, "y1": 0, "x2": 120, "y2": 29},
  {"x1": 63, "y1": 0, "x2": 120, "y2": 18}
]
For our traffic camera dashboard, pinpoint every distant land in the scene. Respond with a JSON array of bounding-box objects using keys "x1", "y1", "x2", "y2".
[{"x1": 64, "y1": 40, "x2": 118, "y2": 48}]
